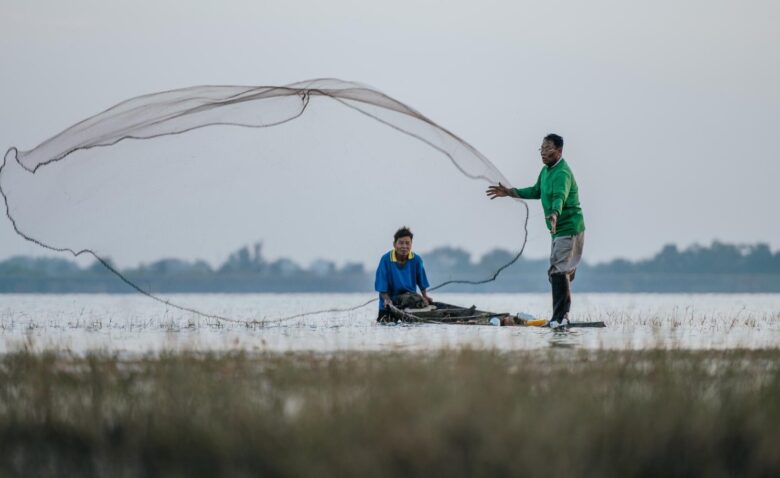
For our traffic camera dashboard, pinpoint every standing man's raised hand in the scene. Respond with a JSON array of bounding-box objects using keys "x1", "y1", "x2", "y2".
[{"x1": 486, "y1": 182, "x2": 514, "y2": 199}]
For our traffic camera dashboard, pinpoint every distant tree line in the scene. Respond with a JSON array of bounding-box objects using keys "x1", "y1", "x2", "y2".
[
  {"x1": 587, "y1": 243, "x2": 780, "y2": 274},
  {"x1": 2, "y1": 241, "x2": 780, "y2": 293}
]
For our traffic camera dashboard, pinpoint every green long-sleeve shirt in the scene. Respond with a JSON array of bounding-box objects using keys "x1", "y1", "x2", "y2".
[{"x1": 513, "y1": 158, "x2": 585, "y2": 238}]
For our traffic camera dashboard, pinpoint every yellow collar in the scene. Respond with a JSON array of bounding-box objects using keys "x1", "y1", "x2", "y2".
[{"x1": 390, "y1": 249, "x2": 414, "y2": 262}]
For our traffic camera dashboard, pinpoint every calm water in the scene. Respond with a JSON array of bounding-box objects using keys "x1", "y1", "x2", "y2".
[{"x1": 1, "y1": 293, "x2": 779, "y2": 354}]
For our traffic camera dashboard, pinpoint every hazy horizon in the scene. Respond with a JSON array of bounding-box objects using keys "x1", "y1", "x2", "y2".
[{"x1": 1, "y1": 237, "x2": 775, "y2": 271}]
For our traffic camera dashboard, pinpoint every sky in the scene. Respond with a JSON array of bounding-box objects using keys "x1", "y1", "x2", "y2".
[{"x1": 0, "y1": 0, "x2": 778, "y2": 268}]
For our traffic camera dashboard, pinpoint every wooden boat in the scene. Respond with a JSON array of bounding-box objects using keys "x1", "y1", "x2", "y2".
[{"x1": 386, "y1": 302, "x2": 606, "y2": 328}]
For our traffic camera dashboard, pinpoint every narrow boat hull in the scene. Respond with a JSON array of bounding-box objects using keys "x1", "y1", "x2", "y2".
[{"x1": 385, "y1": 302, "x2": 606, "y2": 328}]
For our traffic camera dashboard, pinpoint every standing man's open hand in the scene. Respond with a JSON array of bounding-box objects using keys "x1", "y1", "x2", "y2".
[{"x1": 486, "y1": 182, "x2": 514, "y2": 199}]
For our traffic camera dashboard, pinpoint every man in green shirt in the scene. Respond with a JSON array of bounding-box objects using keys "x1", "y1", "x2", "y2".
[{"x1": 486, "y1": 134, "x2": 585, "y2": 328}]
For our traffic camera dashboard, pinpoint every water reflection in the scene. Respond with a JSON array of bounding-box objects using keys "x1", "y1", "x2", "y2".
[
  {"x1": 548, "y1": 329, "x2": 579, "y2": 349},
  {"x1": 1, "y1": 293, "x2": 779, "y2": 354}
]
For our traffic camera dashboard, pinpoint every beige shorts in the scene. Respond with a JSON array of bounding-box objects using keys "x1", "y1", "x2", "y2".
[{"x1": 549, "y1": 231, "x2": 585, "y2": 277}]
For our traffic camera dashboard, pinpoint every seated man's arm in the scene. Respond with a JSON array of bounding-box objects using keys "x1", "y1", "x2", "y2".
[
  {"x1": 375, "y1": 258, "x2": 393, "y2": 307},
  {"x1": 417, "y1": 259, "x2": 432, "y2": 305}
]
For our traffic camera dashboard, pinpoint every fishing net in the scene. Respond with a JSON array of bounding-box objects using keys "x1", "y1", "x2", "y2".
[{"x1": 1, "y1": 78, "x2": 528, "y2": 322}]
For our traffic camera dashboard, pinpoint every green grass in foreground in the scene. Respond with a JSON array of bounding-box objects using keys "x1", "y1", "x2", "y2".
[{"x1": 1, "y1": 349, "x2": 780, "y2": 477}]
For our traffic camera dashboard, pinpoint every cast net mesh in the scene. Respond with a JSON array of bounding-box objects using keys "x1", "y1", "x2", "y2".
[{"x1": 1, "y1": 78, "x2": 528, "y2": 323}]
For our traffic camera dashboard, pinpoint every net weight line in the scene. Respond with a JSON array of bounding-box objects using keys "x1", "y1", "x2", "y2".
[{"x1": 2, "y1": 157, "x2": 529, "y2": 327}]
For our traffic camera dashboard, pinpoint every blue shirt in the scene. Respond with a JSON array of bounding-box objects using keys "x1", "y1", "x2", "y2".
[{"x1": 374, "y1": 250, "x2": 430, "y2": 310}]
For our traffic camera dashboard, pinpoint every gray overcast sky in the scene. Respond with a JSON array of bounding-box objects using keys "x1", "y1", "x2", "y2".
[{"x1": 1, "y1": 0, "x2": 778, "y2": 267}]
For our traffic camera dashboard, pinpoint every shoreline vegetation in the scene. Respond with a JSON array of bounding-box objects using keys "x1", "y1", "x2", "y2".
[
  {"x1": 3, "y1": 241, "x2": 780, "y2": 293},
  {"x1": 1, "y1": 348, "x2": 779, "y2": 476}
]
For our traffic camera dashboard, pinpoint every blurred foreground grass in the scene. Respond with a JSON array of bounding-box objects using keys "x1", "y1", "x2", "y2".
[{"x1": 2, "y1": 348, "x2": 780, "y2": 477}]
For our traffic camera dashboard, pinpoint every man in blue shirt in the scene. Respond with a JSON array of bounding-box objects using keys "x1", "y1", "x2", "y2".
[{"x1": 375, "y1": 227, "x2": 432, "y2": 320}]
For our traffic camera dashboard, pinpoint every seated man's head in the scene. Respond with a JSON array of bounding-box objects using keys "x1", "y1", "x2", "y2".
[{"x1": 393, "y1": 227, "x2": 414, "y2": 259}]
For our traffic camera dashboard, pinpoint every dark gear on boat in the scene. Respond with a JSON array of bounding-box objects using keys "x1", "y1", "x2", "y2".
[
  {"x1": 395, "y1": 292, "x2": 428, "y2": 309},
  {"x1": 377, "y1": 292, "x2": 428, "y2": 322}
]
